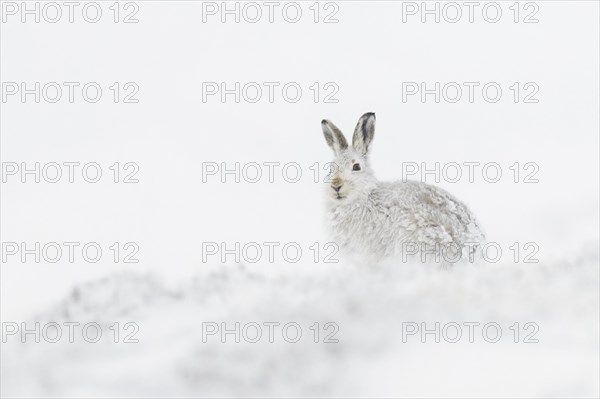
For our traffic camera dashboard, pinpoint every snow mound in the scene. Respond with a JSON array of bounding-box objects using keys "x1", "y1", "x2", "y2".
[{"x1": 2, "y1": 247, "x2": 599, "y2": 398}]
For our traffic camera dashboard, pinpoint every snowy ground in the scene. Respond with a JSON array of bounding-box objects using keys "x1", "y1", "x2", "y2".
[{"x1": 2, "y1": 243, "x2": 598, "y2": 398}]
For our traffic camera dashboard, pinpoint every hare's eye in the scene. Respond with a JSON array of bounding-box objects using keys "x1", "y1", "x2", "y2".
[{"x1": 352, "y1": 163, "x2": 361, "y2": 171}]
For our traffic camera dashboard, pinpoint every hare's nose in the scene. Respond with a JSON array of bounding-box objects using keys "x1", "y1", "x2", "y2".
[{"x1": 332, "y1": 184, "x2": 342, "y2": 192}]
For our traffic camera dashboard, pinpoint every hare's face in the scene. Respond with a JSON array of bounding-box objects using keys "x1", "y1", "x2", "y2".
[
  {"x1": 328, "y1": 149, "x2": 375, "y2": 201},
  {"x1": 321, "y1": 113, "x2": 377, "y2": 201}
]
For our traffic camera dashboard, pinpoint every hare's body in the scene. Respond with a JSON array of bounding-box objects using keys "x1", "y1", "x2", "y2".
[
  {"x1": 328, "y1": 180, "x2": 484, "y2": 263},
  {"x1": 321, "y1": 113, "x2": 485, "y2": 265}
]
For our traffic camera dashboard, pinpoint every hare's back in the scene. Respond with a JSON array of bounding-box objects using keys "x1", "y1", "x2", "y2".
[{"x1": 372, "y1": 180, "x2": 484, "y2": 243}]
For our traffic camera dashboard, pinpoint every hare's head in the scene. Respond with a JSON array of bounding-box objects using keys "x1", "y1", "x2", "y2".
[{"x1": 321, "y1": 112, "x2": 377, "y2": 201}]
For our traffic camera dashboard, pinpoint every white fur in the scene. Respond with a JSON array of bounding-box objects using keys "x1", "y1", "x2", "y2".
[{"x1": 322, "y1": 113, "x2": 485, "y2": 265}]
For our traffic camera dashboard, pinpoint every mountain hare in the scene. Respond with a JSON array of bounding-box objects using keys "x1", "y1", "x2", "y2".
[{"x1": 321, "y1": 112, "x2": 485, "y2": 265}]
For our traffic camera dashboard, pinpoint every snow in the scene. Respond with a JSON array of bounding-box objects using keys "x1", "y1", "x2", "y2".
[{"x1": 2, "y1": 245, "x2": 598, "y2": 397}]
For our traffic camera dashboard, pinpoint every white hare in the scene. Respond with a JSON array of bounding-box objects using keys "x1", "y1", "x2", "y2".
[{"x1": 321, "y1": 112, "x2": 485, "y2": 265}]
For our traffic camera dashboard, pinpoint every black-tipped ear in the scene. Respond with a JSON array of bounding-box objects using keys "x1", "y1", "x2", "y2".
[
  {"x1": 352, "y1": 112, "x2": 375, "y2": 156},
  {"x1": 321, "y1": 119, "x2": 348, "y2": 154}
]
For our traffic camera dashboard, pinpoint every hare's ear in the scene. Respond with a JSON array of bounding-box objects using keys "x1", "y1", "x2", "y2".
[
  {"x1": 321, "y1": 119, "x2": 348, "y2": 154},
  {"x1": 352, "y1": 112, "x2": 375, "y2": 156}
]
